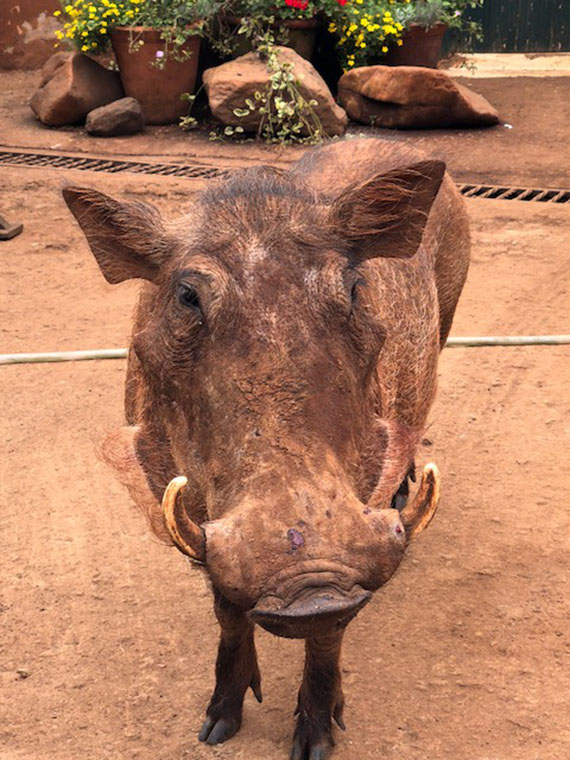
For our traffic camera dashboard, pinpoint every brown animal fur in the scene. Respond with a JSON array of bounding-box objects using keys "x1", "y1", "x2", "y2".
[{"x1": 63, "y1": 137, "x2": 470, "y2": 760}]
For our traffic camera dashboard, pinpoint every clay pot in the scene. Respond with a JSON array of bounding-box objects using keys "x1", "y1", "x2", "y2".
[
  {"x1": 383, "y1": 23, "x2": 447, "y2": 69},
  {"x1": 219, "y1": 15, "x2": 319, "y2": 60},
  {"x1": 110, "y1": 26, "x2": 200, "y2": 125}
]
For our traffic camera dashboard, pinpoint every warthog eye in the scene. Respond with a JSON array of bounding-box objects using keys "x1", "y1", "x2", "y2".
[{"x1": 178, "y1": 283, "x2": 201, "y2": 311}]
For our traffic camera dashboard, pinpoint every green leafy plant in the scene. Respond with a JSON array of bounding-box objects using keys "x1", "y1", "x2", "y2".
[
  {"x1": 234, "y1": 20, "x2": 324, "y2": 144},
  {"x1": 232, "y1": 17, "x2": 324, "y2": 143},
  {"x1": 55, "y1": 0, "x2": 217, "y2": 59},
  {"x1": 392, "y1": 0, "x2": 484, "y2": 38},
  {"x1": 327, "y1": 0, "x2": 405, "y2": 70},
  {"x1": 184, "y1": 17, "x2": 324, "y2": 144}
]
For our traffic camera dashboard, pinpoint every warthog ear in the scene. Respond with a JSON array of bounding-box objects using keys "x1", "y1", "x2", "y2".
[
  {"x1": 330, "y1": 160, "x2": 446, "y2": 259},
  {"x1": 62, "y1": 186, "x2": 172, "y2": 284}
]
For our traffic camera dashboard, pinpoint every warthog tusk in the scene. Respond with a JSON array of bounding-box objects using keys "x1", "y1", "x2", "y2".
[
  {"x1": 401, "y1": 463, "x2": 441, "y2": 538},
  {"x1": 162, "y1": 476, "x2": 206, "y2": 563}
]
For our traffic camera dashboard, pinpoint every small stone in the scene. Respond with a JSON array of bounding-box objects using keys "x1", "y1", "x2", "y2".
[
  {"x1": 86, "y1": 97, "x2": 143, "y2": 136},
  {"x1": 16, "y1": 669, "x2": 30, "y2": 680},
  {"x1": 30, "y1": 52, "x2": 123, "y2": 127},
  {"x1": 338, "y1": 65, "x2": 500, "y2": 129},
  {"x1": 203, "y1": 47, "x2": 347, "y2": 137}
]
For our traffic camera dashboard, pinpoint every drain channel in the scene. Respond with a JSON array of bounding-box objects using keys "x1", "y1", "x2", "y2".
[
  {"x1": 456, "y1": 183, "x2": 569, "y2": 203},
  {"x1": 0, "y1": 149, "x2": 227, "y2": 180},
  {"x1": 1, "y1": 149, "x2": 568, "y2": 203}
]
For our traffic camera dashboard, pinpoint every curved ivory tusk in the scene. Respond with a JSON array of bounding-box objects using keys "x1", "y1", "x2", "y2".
[
  {"x1": 162, "y1": 476, "x2": 206, "y2": 563},
  {"x1": 400, "y1": 463, "x2": 441, "y2": 538}
]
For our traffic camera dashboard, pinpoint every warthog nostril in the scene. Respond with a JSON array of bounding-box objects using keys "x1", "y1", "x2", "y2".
[{"x1": 249, "y1": 587, "x2": 372, "y2": 639}]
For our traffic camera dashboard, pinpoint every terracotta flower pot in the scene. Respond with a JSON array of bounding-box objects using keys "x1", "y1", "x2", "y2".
[
  {"x1": 383, "y1": 23, "x2": 447, "y2": 69},
  {"x1": 110, "y1": 26, "x2": 200, "y2": 125},
  {"x1": 219, "y1": 15, "x2": 319, "y2": 60}
]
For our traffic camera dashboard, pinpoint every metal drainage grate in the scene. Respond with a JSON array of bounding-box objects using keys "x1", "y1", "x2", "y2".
[
  {"x1": 456, "y1": 183, "x2": 569, "y2": 203},
  {"x1": 0, "y1": 149, "x2": 227, "y2": 180},
  {"x1": 1, "y1": 149, "x2": 568, "y2": 203}
]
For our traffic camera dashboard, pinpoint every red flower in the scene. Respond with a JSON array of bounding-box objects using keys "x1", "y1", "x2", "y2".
[
  {"x1": 337, "y1": 0, "x2": 347, "y2": 5},
  {"x1": 285, "y1": 0, "x2": 294, "y2": 5}
]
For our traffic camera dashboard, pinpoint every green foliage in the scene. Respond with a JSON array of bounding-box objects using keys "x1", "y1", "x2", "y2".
[
  {"x1": 392, "y1": 0, "x2": 485, "y2": 39},
  {"x1": 232, "y1": 18, "x2": 324, "y2": 144},
  {"x1": 194, "y1": 17, "x2": 324, "y2": 144},
  {"x1": 56, "y1": 0, "x2": 219, "y2": 58},
  {"x1": 328, "y1": 1, "x2": 405, "y2": 70}
]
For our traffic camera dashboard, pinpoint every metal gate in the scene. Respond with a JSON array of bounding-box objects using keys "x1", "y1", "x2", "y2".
[{"x1": 466, "y1": 0, "x2": 569, "y2": 53}]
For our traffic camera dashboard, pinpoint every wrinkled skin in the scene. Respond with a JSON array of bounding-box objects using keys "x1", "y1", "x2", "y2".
[{"x1": 63, "y1": 138, "x2": 470, "y2": 760}]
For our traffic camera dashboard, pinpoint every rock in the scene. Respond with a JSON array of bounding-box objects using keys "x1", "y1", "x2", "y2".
[
  {"x1": 30, "y1": 52, "x2": 123, "y2": 127},
  {"x1": 86, "y1": 97, "x2": 143, "y2": 136},
  {"x1": 203, "y1": 47, "x2": 347, "y2": 137},
  {"x1": 338, "y1": 65, "x2": 500, "y2": 129}
]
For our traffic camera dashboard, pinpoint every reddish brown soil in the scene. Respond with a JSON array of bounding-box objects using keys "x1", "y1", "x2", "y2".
[{"x1": 1, "y1": 70, "x2": 569, "y2": 760}]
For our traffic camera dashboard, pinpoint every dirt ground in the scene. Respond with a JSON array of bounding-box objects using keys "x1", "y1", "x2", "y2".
[{"x1": 1, "y1": 69, "x2": 569, "y2": 760}]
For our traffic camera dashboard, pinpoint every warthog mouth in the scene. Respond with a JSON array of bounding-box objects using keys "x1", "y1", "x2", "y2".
[{"x1": 249, "y1": 585, "x2": 372, "y2": 639}]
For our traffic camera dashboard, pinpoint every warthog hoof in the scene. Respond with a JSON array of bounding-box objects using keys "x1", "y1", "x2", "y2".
[{"x1": 199, "y1": 712, "x2": 242, "y2": 745}]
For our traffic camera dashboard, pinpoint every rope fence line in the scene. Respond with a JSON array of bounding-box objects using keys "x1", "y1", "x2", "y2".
[{"x1": 1, "y1": 336, "x2": 569, "y2": 366}]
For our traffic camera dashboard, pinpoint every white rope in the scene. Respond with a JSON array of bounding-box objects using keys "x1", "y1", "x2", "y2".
[
  {"x1": 0, "y1": 336, "x2": 569, "y2": 365},
  {"x1": 0, "y1": 349, "x2": 128, "y2": 365},
  {"x1": 445, "y1": 335, "x2": 570, "y2": 347}
]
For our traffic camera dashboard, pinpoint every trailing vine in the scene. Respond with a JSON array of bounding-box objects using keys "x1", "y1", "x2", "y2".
[
  {"x1": 182, "y1": 17, "x2": 325, "y2": 144},
  {"x1": 231, "y1": 18, "x2": 324, "y2": 144}
]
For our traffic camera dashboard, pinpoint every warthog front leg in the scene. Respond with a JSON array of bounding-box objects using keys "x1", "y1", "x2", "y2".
[
  {"x1": 199, "y1": 588, "x2": 262, "y2": 745},
  {"x1": 291, "y1": 630, "x2": 346, "y2": 760}
]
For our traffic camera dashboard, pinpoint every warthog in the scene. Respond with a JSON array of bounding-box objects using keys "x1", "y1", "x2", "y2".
[{"x1": 64, "y1": 137, "x2": 469, "y2": 760}]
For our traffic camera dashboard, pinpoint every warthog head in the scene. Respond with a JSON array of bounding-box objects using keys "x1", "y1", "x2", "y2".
[{"x1": 64, "y1": 161, "x2": 443, "y2": 638}]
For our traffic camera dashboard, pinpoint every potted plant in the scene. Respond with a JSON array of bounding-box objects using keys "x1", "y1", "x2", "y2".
[
  {"x1": 326, "y1": 0, "x2": 405, "y2": 71},
  {"x1": 55, "y1": 0, "x2": 217, "y2": 124},
  {"x1": 387, "y1": 0, "x2": 484, "y2": 68},
  {"x1": 215, "y1": 0, "x2": 323, "y2": 60}
]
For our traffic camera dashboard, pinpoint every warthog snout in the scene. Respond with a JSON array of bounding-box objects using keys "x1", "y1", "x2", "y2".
[{"x1": 250, "y1": 586, "x2": 372, "y2": 639}]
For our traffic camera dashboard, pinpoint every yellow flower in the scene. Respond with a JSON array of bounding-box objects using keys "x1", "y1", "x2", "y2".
[
  {"x1": 397, "y1": 39, "x2": 403, "y2": 46},
  {"x1": 81, "y1": 44, "x2": 89, "y2": 51},
  {"x1": 54, "y1": 9, "x2": 61, "y2": 16},
  {"x1": 382, "y1": 45, "x2": 388, "y2": 53}
]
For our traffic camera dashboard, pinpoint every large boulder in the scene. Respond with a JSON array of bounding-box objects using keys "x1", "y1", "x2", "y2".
[
  {"x1": 30, "y1": 52, "x2": 123, "y2": 127},
  {"x1": 338, "y1": 65, "x2": 500, "y2": 129},
  {"x1": 86, "y1": 97, "x2": 143, "y2": 136},
  {"x1": 203, "y1": 47, "x2": 347, "y2": 137}
]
